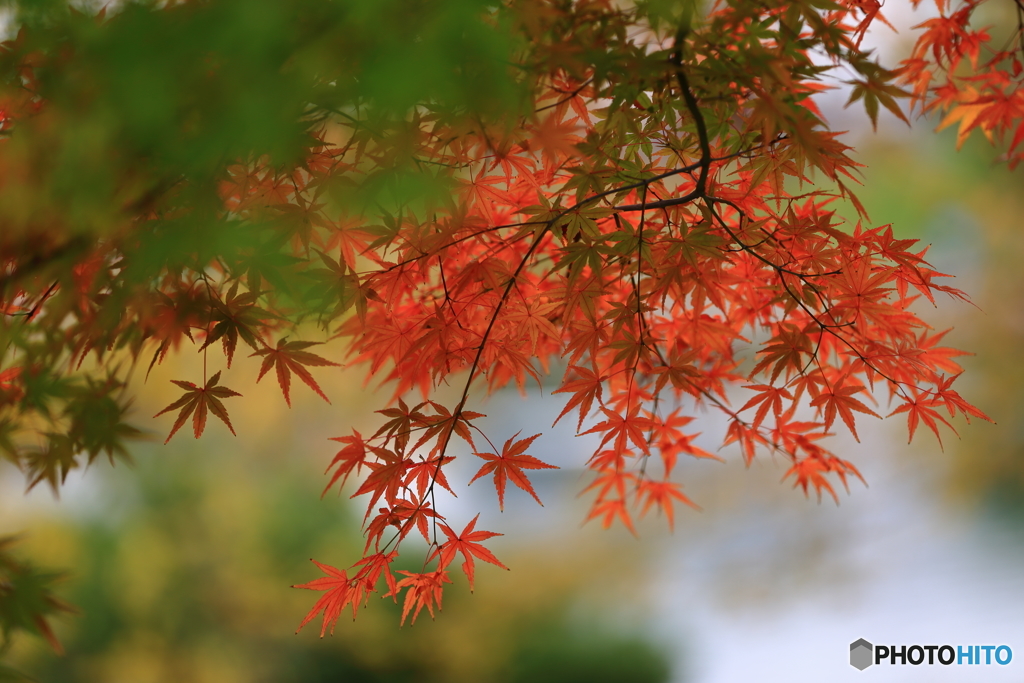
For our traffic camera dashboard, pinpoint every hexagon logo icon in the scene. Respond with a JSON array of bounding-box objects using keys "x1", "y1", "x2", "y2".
[{"x1": 850, "y1": 639, "x2": 873, "y2": 670}]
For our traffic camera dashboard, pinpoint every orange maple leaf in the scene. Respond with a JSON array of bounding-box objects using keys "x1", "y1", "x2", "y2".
[
  {"x1": 389, "y1": 570, "x2": 452, "y2": 626},
  {"x1": 469, "y1": 432, "x2": 558, "y2": 510},
  {"x1": 323, "y1": 430, "x2": 370, "y2": 496},
  {"x1": 552, "y1": 365, "x2": 604, "y2": 430},
  {"x1": 808, "y1": 376, "x2": 880, "y2": 441},
  {"x1": 936, "y1": 87, "x2": 992, "y2": 149},
  {"x1": 888, "y1": 395, "x2": 956, "y2": 446},
  {"x1": 581, "y1": 406, "x2": 656, "y2": 454},
  {"x1": 584, "y1": 496, "x2": 636, "y2": 535},
  {"x1": 637, "y1": 479, "x2": 700, "y2": 531},
  {"x1": 739, "y1": 384, "x2": 794, "y2": 429},
  {"x1": 784, "y1": 456, "x2": 839, "y2": 504},
  {"x1": 433, "y1": 514, "x2": 508, "y2": 591},
  {"x1": 783, "y1": 454, "x2": 866, "y2": 504},
  {"x1": 293, "y1": 559, "x2": 354, "y2": 637}
]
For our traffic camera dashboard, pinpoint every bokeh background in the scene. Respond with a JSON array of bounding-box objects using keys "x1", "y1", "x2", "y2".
[{"x1": 2, "y1": 2, "x2": 1024, "y2": 682}]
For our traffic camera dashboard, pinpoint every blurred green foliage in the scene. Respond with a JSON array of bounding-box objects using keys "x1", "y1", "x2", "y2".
[
  {"x1": 0, "y1": 537, "x2": 73, "y2": 681},
  {"x1": 0, "y1": 0, "x2": 523, "y2": 244}
]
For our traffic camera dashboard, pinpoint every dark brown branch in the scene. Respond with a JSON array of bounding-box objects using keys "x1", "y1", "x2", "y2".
[{"x1": 672, "y1": 28, "x2": 711, "y2": 197}]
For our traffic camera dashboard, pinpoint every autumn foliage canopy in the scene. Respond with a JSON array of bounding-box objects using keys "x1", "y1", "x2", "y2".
[{"x1": 0, "y1": 0, "x2": 1017, "y2": 637}]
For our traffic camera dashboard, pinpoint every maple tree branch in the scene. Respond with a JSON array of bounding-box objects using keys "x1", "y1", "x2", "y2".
[
  {"x1": 697, "y1": 200, "x2": 909, "y2": 394},
  {"x1": 611, "y1": 192, "x2": 702, "y2": 212},
  {"x1": 701, "y1": 199, "x2": 940, "y2": 402},
  {"x1": 367, "y1": 138, "x2": 786, "y2": 281},
  {"x1": 372, "y1": 143, "x2": 777, "y2": 276},
  {"x1": 627, "y1": 186, "x2": 649, "y2": 412},
  {"x1": 798, "y1": 323, "x2": 829, "y2": 378},
  {"x1": 673, "y1": 28, "x2": 711, "y2": 198},
  {"x1": 535, "y1": 77, "x2": 595, "y2": 114},
  {"x1": 17, "y1": 280, "x2": 59, "y2": 323},
  {"x1": 412, "y1": 155, "x2": 722, "y2": 533},
  {"x1": 769, "y1": 262, "x2": 913, "y2": 402},
  {"x1": 705, "y1": 197, "x2": 842, "y2": 280},
  {"x1": 610, "y1": 137, "x2": 787, "y2": 212}
]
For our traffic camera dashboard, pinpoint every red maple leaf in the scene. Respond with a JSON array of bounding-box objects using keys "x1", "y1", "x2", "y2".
[
  {"x1": 323, "y1": 430, "x2": 370, "y2": 496},
  {"x1": 251, "y1": 338, "x2": 339, "y2": 406},
  {"x1": 154, "y1": 371, "x2": 241, "y2": 443}
]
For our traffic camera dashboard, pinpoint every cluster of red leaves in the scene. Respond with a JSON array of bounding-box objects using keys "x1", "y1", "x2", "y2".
[
  {"x1": 292, "y1": 1, "x2": 996, "y2": 631},
  {"x1": 0, "y1": 0, "x2": 998, "y2": 632},
  {"x1": 901, "y1": 0, "x2": 1024, "y2": 167}
]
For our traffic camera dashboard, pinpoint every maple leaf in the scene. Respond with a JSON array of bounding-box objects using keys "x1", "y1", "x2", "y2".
[
  {"x1": 251, "y1": 338, "x2": 339, "y2": 406},
  {"x1": 581, "y1": 406, "x2": 656, "y2": 455},
  {"x1": 552, "y1": 365, "x2": 604, "y2": 430},
  {"x1": 935, "y1": 88, "x2": 992, "y2": 150},
  {"x1": 750, "y1": 325, "x2": 814, "y2": 384},
  {"x1": 408, "y1": 402, "x2": 485, "y2": 456},
  {"x1": 637, "y1": 479, "x2": 700, "y2": 531},
  {"x1": 154, "y1": 371, "x2": 241, "y2": 443},
  {"x1": 323, "y1": 430, "x2": 370, "y2": 496},
  {"x1": 528, "y1": 113, "x2": 582, "y2": 167},
  {"x1": 888, "y1": 395, "x2": 957, "y2": 446},
  {"x1": 364, "y1": 495, "x2": 440, "y2": 550},
  {"x1": 931, "y1": 373, "x2": 992, "y2": 423},
  {"x1": 739, "y1": 384, "x2": 794, "y2": 429},
  {"x1": 404, "y1": 455, "x2": 456, "y2": 499},
  {"x1": 845, "y1": 64, "x2": 911, "y2": 131},
  {"x1": 351, "y1": 551, "x2": 399, "y2": 606},
  {"x1": 373, "y1": 398, "x2": 429, "y2": 455},
  {"x1": 783, "y1": 454, "x2": 866, "y2": 504},
  {"x1": 304, "y1": 248, "x2": 366, "y2": 323},
  {"x1": 784, "y1": 456, "x2": 839, "y2": 504},
  {"x1": 808, "y1": 376, "x2": 880, "y2": 442},
  {"x1": 469, "y1": 432, "x2": 558, "y2": 511},
  {"x1": 389, "y1": 570, "x2": 452, "y2": 626},
  {"x1": 352, "y1": 447, "x2": 411, "y2": 517},
  {"x1": 584, "y1": 496, "x2": 636, "y2": 535},
  {"x1": 293, "y1": 559, "x2": 354, "y2": 637},
  {"x1": 433, "y1": 515, "x2": 508, "y2": 591},
  {"x1": 916, "y1": 329, "x2": 970, "y2": 375},
  {"x1": 23, "y1": 434, "x2": 79, "y2": 494},
  {"x1": 199, "y1": 281, "x2": 271, "y2": 368}
]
